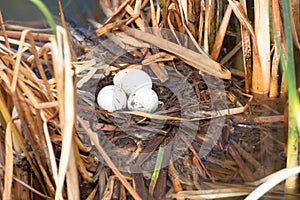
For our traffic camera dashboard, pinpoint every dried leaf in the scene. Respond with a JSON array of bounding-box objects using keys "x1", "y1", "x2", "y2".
[{"x1": 123, "y1": 27, "x2": 231, "y2": 79}]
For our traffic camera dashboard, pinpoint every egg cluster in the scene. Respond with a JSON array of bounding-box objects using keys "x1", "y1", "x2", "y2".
[{"x1": 97, "y1": 69, "x2": 159, "y2": 113}]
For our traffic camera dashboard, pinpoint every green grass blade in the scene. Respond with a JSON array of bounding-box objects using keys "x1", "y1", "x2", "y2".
[
  {"x1": 149, "y1": 143, "x2": 165, "y2": 195},
  {"x1": 30, "y1": 0, "x2": 57, "y2": 36},
  {"x1": 276, "y1": 0, "x2": 300, "y2": 190}
]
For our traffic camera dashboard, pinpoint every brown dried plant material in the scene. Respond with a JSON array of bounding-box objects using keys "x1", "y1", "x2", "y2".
[
  {"x1": 228, "y1": 0, "x2": 264, "y2": 93},
  {"x1": 96, "y1": 18, "x2": 129, "y2": 36},
  {"x1": 178, "y1": 131, "x2": 212, "y2": 180},
  {"x1": 124, "y1": 4, "x2": 145, "y2": 30},
  {"x1": 210, "y1": 5, "x2": 232, "y2": 61},
  {"x1": 269, "y1": 46, "x2": 280, "y2": 97},
  {"x1": 0, "y1": 11, "x2": 11, "y2": 50},
  {"x1": 131, "y1": 165, "x2": 148, "y2": 199},
  {"x1": 122, "y1": 27, "x2": 231, "y2": 79},
  {"x1": 77, "y1": 116, "x2": 142, "y2": 200},
  {"x1": 198, "y1": 1, "x2": 205, "y2": 45},
  {"x1": 220, "y1": 41, "x2": 242, "y2": 65},
  {"x1": 166, "y1": 187, "x2": 250, "y2": 199},
  {"x1": 230, "y1": 140, "x2": 264, "y2": 178},
  {"x1": 272, "y1": 0, "x2": 287, "y2": 95},
  {"x1": 228, "y1": 0, "x2": 256, "y2": 41},
  {"x1": 148, "y1": 0, "x2": 169, "y2": 82},
  {"x1": 0, "y1": 30, "x2": 53, "y2": 44},
  {"x1": 291, "y1": 0, "x2": 300, "y2": 49},
  {"x1": 51, "y1": 26, "x2": 79, "y2": 199},
  {"x1": 153, "y1": 168, "x2": 168, "y2": 199},
  {"x1": 228, "y1": 142, "x2": 255, "y2": 182},
  {"x1": 3, "y1": 121, "x2": 13, "y2": 200},
  {"x1": 252, "y1": 0, "x2": 271, "y2": 94},
  {"x1": 169, "y1": 161, "x2": 183, "y2": 192},
  {"x1": 0, "y1": 64, "x2": 44, "y2": 196},
  {"x1": 100, "y1": 0, "x2": 134, "y2": 26},
  {"x1": 57, "y1": 0, "x2": 77, "y2": 61},
  {"x1": 203, "y1": 0, "x2": 215, "y2": 53},
  {"x1": 240, "y1": 0, "x2": 252, "y2": 93}
]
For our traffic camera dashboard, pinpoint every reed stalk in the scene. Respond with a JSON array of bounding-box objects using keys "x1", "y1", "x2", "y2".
[
  {"x1": 240, "y1": 0, "x2": 252, "y2": 93},
  {"x1": 203, "y1": 0, "x2": 215, "y2": 53},
  {"x1": 272, "y1": 0, "x2": 300, "y2": 191},
  {"x1": 269, "y1": 45, "x2": 279, "y2": 97},
  {"x1": 252, "y1": 0, "x2": 270, "y2": 94}
]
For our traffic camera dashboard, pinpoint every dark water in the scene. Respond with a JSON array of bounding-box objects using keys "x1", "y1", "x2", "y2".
[{"x1": 0, "y1": 0, "x2": 103, "y2": 27}]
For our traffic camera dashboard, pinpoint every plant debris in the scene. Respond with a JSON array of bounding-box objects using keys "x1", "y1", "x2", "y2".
[{"x1": 0, "y1": 0, "x2": 295, "y2": 199}]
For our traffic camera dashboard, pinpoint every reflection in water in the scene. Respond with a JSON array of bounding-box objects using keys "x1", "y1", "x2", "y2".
[{"x1": 0, "y1": 0, "x2": 102, "y2": 28}]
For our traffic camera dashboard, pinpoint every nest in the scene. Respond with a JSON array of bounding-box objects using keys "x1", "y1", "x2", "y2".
[{"x1": 77, "y1": 51, "x2": 241, "y2": 174}]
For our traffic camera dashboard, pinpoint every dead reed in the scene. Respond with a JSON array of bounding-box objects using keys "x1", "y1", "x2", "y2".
[{"x1": 0, "y1": 0, "x2": 299, "y2": 199}]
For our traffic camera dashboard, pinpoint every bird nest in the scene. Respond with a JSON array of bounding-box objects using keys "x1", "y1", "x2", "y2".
[{"x1": 76, "y1": 45, "x2": 250, "y2": 174}]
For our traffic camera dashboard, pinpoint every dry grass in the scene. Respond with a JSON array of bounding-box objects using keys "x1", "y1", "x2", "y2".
[{"x1": 0, "y1": 0, "x2": 299, "y2": 199}]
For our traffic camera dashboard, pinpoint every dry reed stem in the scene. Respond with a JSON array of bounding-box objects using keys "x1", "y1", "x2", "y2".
[
  {"x1": 57, "y1": 0, "x2": 78, "y2": 61},
  {"x1": 228, "y1": 0, "x2": 264, "y2": 93},
  {"x1": 179, "y1": 0, "x2": 188, "y2": 25},
  {"x1": 203, "y1": 0, "x2": 215, "y2": 53},
  {"x1": 0, "y1": 50, "x2": 51, "y2": 195},
  {"x1": 0, "y1": 30, "x2": 53, "y2": 41},
  {"x1": 26, "y1": 34, "x2": 55, "y2": 104},
  {"x1": 228, "y1": 0, "x2": 256, "y2": 43},
  {"x1": 75, "y1": 150, "x2": 94, "y2": 183},
  {"x1": 122, "y1": 27, "x2": 231, "y2": 79},
  {"x1": 230, "y1": 140, "x2": 264, "y2": 177},
  {"x1": 197, "y1": 1, "x2": 205, "y2": 45},
  {"x1": 103, "y1": 0, "x2": 134, "y2": 25},
  {"x1": 3, "y1": 121, "x2": 13, "y2": 200},
  {"x1": 178, "y1": 132, "x2": 213, "y2": 180},
  {"x1": 183, "y1": 23, "x2": 206, "y2": 55},
  {"x1": 220, "y1": 41, "x2": 242, "y2": 65},
  {"x1": 245, "y1": 166, "x2": 300, "y2": 200},
  {"x1": 168, "y1": 161, "x2": 183, "y2": 192},
  {"x1": 269, "y1": 46, "x2": 279, "y2": 97},
  {"x1": 272, "y1": 0, "x2": 287, "y2": 95},
  {"x1": 11, "y1": 29, "x2": 29, "y2": 92},
  {"x1": 281, "y1": 75, "x2": 287, "y2": 95},
  {"x1": 176, "y1": 0, "x2": 187, "y2": 33},
  {"x1": 51, "y1": 26, "x2": 79, "y2": 200},
  {"x1": 77, "y1": 116, "x2": 142, "y2": 200},
  {"x1": 66, "y1": 136, "x2": 80, "y2": 200},
  {"x1": 0, "y1": 11, "x2": 11, "y2": 50},
  {"x1": 291, "y1": 0, "x2": 300, "y2": 49},
  {"x1": 14, "y1": 82, "x2": 51, "y2": 194},
  {"x1": 0, "y1": 65, "x2": 46, "y2": 195},
  {"x1": 40, "y1": 111, "x2": 58, "y2": 185},
  {"x1": 252, "y1": 0, "x2": 270, "y2": 94},
  {"x1": 172, "y1": 2, "x2": 185, "y2": 33},
  {"x1": 239, "y1": 0, "x2": 252, "y2": 93},
  {"x1": 210, "y1": 5, "x2": 232, "y2": 60},
  {"x1": 228, "y1": 143, "x2": 255, "y2": 182},
  {"x1": 148, "y1": 0, "x2": 169, "y2": 82},
  {"x1": 168, "y1": 163, "x2": 193, "y2": 186},
  {"x1": 134, "y1": 0, "x2": 142, "y2": 15},
  {"x1": 0, "y1": 164, "x2": 53, "y2": 199},
  {"x1": 167, "y1": 5, "x2": 181, "y2": 43},
  {"x1": 167, "y1": 187, "x2": 250, "y2": 199},
  {"x1": 125, "y1": 4, "x2": 145, "y2": 30}
]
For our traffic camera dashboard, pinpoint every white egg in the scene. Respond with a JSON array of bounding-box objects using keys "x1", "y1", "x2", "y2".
[
  {"x1": 113, "y1": 68, "x2": 152, "y2": 95},
  {"x1": 127, "y1": 88, "x2": 158, "y2": 113},
  {"x1": 97, "y1": 85, "x2": 127, "y2": 112}
]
